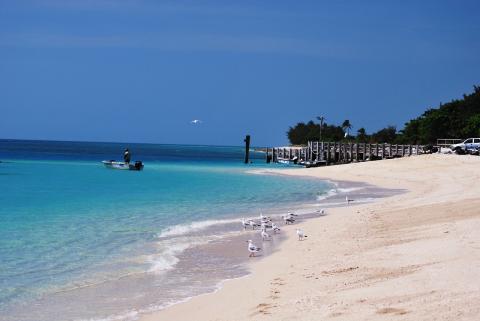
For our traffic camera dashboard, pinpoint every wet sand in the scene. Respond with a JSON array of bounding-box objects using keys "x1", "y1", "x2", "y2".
[{"x1": 139, "y1": 154, "x2": 480, "y2": 321}]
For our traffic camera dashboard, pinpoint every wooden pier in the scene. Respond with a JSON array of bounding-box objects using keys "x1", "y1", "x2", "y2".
[{"x1": 266, "y1": 141, "x2": 424, "y2": 167}]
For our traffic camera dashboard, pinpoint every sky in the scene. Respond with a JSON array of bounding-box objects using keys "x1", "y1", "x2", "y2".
[{"x1": 0, "y1": 0, "x2": 479, "y2": 146}]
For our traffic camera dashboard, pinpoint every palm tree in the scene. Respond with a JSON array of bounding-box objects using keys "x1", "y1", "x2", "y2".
[
  {"x1": 316, "y1": 116, "x2": 325, "y2": 141},
  {"x1": 356, "y1": 127, "x2": 368, "y2": 142},
  {"x1": 342, "y1": 119, "x2": 352, "y2": 138}
]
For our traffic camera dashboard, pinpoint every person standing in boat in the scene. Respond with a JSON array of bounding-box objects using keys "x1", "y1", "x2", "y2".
[{"x1": 123, "y1": 148, "x2": 131, "y2": 164}]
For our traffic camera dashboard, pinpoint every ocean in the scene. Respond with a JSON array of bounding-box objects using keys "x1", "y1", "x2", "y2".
[{"x1": 0, "y1": 139, "x2": 339, "y2": 321}]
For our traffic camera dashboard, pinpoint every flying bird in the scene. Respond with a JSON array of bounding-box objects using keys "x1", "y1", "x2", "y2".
[{"x1": 190, "y1": 119, "x2": 203, "y2": 124}]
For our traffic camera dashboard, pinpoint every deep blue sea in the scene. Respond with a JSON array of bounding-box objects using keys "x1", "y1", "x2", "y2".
[{"x1": 0, "y1": 139, "x2": 334, "y2": 321}]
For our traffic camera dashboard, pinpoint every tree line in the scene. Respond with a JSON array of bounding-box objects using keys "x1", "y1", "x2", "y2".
[{"x1": 287, "y1": 86, "x2": 480, "y2": 145}]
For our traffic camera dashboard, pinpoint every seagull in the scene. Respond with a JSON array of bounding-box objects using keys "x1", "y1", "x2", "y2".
[
  {"x1": 272, "y1": 223, "x2": 281, "y2": 233},
  {"x1": 247, "y1": 240, "x2": 261, "y2": 257},
  {"x1": 296, "y1": 229, "x2": 307, "y2": 241},
  {"x1": 241, "y1": 218, "x2": 249, "y2": 230},
  {"x1": 260, "y1": 221, "x2": 271, "y2": 230},
  {"x1": 346, "y1": 196, "x2": 353, "y2": 205},
  {"x1": 318, "y1": 208, "x2": 326, "y2": 214},
  {"x1": 283, "y1": 214, "x2": 295, "y2": 225},
  {"x1": 261, "y1": 228, "x2": 271, "y2": 241},
  {"x1": 190, "y1": 119, "x2": 203, "y2": 124},
  {"x1": 260, "y1": 213, "x2": 271, "y2": 224},
  {"x1": 248, "y1": 220, "x2": 260, "y2": 230}
]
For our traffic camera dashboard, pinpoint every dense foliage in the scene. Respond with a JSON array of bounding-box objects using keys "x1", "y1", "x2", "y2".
[{"x1": 287, "y1": 86, "x2": 480, "y2": 145}]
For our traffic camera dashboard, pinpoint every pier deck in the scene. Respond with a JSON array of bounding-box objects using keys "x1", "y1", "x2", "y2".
[{"x1": 266, "y1": 141, "x2": 425, "y2": 167}]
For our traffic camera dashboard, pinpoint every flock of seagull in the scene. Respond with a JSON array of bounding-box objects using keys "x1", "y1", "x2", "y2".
[
  {"x1": 242, "y1": 195, "x2": 353, "y2": 257},
  {"x1": 243, "y1": 210, "x2": 324, "y2": 257}
]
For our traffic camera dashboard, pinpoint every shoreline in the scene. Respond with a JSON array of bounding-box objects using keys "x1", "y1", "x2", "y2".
[
  {"x1": 1, "y1": 161, "x2": 389, "y2": 321},
  {"x1": 139, "y1": 154, "x2": 480, "y2": 321},
  {"x1": 126, "y1": 175, "x2": 396, "y2": 321}
]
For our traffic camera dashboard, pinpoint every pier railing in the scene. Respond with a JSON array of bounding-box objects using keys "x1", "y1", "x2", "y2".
[
  {"x1": 436, "y1": 138, "x2": 462, "y2": 148},
  {"x1": 266, "y1": 141, "x2": 425, "y2": 166}
]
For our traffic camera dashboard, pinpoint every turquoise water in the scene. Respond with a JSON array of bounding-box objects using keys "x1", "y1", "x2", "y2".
[{"x1": 0, "y1": 140, "x2": 333, "y2": 321}]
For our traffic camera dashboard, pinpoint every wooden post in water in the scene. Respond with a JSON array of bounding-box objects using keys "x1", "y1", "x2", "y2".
[{"x1": 244, "y1": 135, "x2": 250, "y2": 164}]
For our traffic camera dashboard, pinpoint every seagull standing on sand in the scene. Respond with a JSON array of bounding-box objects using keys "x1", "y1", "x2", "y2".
[
  {"x1": 261, "y1": 221, "x2": 272, "y2": 230},
  {"x1": 296, "y1": 229, "x2": 307, "y2": 241},
  {"x1": 346, "y1": 196, "x2": 353, "y2": 205},
  {"x1": 261, "y1": 228, "x2": 271, "y2": 241},
  {"x1": 249, "y1": 220, "x2": 260, "y2": 230},
  {"x1": 241, "y1": 218, "x2": 249, "y2": 230},
  {"x1": 283, "y1": 215, "x2": 295, "y2": 224},
  {"x1": 260, "y1": 213, "x2": 271, "y2": 223},
  {"x1": 283, "y1": 213, "x2": 296, "y2": 224},
  {"x1": 272, "y1": 223, "x2": 281, "y2": 233},
  {"x1": 247, "y1": 240, "x2": 261, "y2": 257}
]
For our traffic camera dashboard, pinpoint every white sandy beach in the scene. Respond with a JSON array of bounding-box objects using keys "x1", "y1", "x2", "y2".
[{"x1": 140, "y1": 154, "x2": 480, "y2": 321}]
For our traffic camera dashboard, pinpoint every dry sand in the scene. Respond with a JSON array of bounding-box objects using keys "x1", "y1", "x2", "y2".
[{"x1": 140, "y1": 154, "x2": 480, "y2": 321}]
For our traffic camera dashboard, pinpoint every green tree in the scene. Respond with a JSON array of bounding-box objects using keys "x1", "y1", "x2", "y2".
[
  {"x1": 356, "y1": 127, "x2": 369, "y2": 143},
  {"x1": 370, "y1": 126, "x2": 397, "y2": 143},
  {"x1": 342, "y1": 119, "x2": 352, "y2": 137}
]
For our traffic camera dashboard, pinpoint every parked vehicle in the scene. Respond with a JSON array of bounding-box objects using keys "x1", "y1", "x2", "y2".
[
  {"x1": 467, "y1": 146, "x2": 480, "y2": 156},
  {"x1": 450, "y1": 138, "x2": 480, "y2": 154}
]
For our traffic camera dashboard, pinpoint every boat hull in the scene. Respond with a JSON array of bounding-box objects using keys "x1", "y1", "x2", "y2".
[{"x1": 102, "y1": 161, "x2": 144, "y2": 171}]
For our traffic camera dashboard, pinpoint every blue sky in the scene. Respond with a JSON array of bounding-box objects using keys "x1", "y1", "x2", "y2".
[{"x1": 1, "y1": 0, "x2": 479, "y2": 146}]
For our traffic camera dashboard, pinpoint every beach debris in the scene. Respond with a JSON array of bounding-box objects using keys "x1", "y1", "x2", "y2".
[
  {"x1": 247, "y1": 240, "x2": 262, "y2": 257},
  {"x1": 296, "y1": 229, "x2": 307, "y2": 240},
  {"x1": 272, "y1": 223, "x2": 281, "y2": 233}
]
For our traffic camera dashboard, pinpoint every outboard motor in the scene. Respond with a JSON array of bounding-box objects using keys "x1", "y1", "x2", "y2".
[{"x1": 134, "y1": 161, "x2": 144, "y2": 170}]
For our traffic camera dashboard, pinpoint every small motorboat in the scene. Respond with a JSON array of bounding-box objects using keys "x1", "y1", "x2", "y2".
[
  {"x1": 277, "y1": 156, "x2": 299, "y2": 165},
  {"x1": 102, "y1": 160, "x2": 144, "y2": 171}
]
